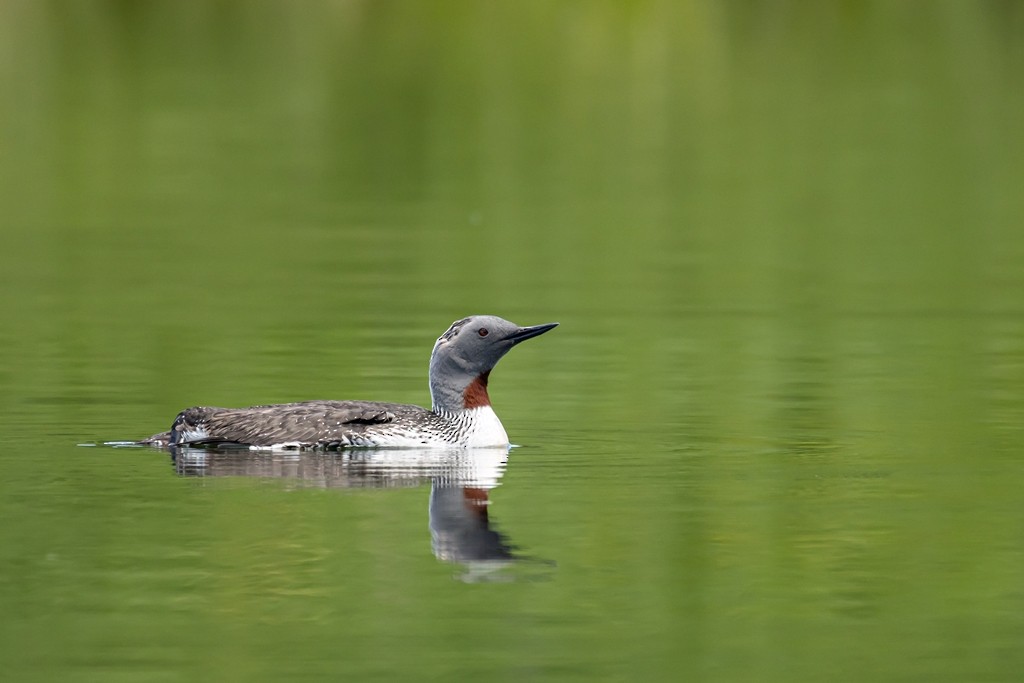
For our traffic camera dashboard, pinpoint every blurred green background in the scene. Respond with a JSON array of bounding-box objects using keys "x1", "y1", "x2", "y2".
[{"x1": 1, "y1": 1, "x2": 1023, "y2": 682}]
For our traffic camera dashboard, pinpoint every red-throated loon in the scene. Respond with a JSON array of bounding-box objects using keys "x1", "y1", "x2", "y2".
[{"x1": 140, "y1": 315, "x2": 558, "y2": 450}]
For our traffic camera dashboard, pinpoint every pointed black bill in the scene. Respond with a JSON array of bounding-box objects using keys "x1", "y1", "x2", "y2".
[{"x1": 505, "y1": 322, "x2": 559, "y2": 345}]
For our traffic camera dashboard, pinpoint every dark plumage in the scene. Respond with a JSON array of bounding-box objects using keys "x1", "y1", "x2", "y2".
[{"x1": 142, "y1": 401, "x2": 450, "y2": 449}]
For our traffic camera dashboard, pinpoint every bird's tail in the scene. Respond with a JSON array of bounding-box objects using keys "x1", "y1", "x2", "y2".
[{"x1": 138, "y1": 431, "x2": 172, "y2": 448}]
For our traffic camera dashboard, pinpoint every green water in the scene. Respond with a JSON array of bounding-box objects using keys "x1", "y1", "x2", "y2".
[{"x1": 2, "y1": 1, "x2": 1023, "y2": 681}]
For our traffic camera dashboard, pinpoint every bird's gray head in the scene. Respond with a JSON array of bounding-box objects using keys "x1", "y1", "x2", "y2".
[{"x1": 429, "y1": 315, "x2": 558, "y2": 413}]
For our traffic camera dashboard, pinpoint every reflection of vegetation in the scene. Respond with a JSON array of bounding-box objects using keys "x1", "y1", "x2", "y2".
[{"x1": 0, "y1": 2, "x2": 1022, "y2": 682}]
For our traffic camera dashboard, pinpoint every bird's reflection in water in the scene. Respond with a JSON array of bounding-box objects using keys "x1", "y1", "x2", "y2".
[{"x1": 168, "y1": 445, "x2": 554, "y2": 582}]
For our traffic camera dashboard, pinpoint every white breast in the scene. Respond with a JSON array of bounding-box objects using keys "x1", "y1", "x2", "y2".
[{"x1": 460, "y1": 406, "x2": 509, "y2": 447}]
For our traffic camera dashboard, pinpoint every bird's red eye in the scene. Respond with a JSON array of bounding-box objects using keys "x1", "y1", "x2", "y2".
[{"x1": 478, "y1": 328, "x2": 489, "y2": 337}]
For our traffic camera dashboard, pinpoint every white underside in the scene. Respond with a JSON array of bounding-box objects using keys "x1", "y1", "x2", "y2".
[
  {"x1": 340, "y1": 406, "x2": 509, "y2": 449},
  {"x1": 456, "y1": 405, "x2": 510, "y2": 448}
]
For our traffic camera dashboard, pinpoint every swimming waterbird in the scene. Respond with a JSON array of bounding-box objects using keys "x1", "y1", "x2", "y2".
[{"x1": 141, "y1": 315, "x2": 558, "y2": 450}]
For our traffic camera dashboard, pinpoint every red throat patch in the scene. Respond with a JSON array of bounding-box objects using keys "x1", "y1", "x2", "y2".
[{"x1": 462, "y1": 371, "x2": 491, "y2": 409}]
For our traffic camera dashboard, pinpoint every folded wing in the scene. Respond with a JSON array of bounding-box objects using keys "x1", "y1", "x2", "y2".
[{"x1": 169, "y1": 400, "x2": 424, "y2": 448}]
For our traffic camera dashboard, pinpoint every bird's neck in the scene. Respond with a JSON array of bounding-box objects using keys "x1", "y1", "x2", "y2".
[{"x1": 431, "y1": 371, "x2": 491, "y2": 414}]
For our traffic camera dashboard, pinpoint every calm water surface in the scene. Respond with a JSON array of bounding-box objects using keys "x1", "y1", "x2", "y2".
[{"x1": 1, "y1": 2, "x2": 1023, "y2": 682}]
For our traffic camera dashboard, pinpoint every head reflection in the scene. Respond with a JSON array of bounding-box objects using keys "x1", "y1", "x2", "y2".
[
  {"x1": 429, "y1": 483, "x2": 514, "y2": 563},
  {"x1": 168, "y1": 445, "x2": 552, "y2": 581}
]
